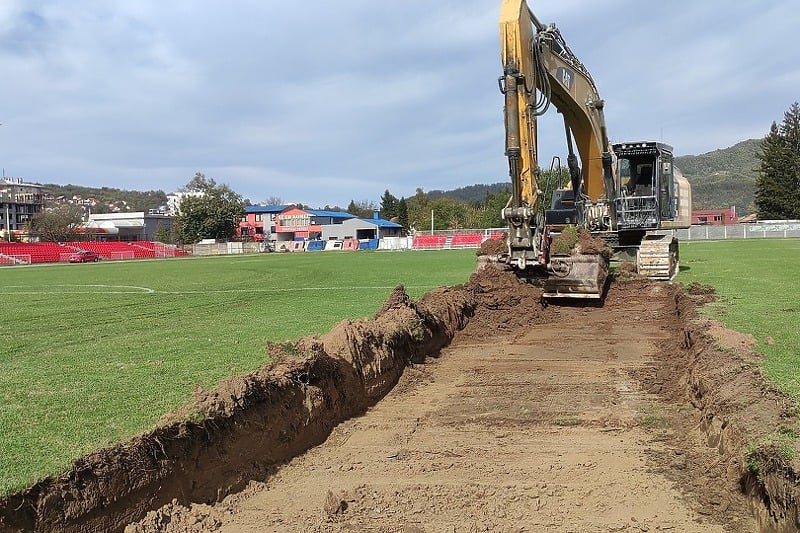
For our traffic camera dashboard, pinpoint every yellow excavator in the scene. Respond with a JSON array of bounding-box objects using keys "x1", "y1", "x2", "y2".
[{"x1": 497, "y1": 0, "x2": 691, "y2": 298}]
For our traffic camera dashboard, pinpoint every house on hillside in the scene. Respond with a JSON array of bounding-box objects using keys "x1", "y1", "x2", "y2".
[
  {"x1": 1, "y1": 178, "x2": 45, "y2": 238},
  {"x1": 166, "y1": 190, "x2": 204, "y2": 216}
]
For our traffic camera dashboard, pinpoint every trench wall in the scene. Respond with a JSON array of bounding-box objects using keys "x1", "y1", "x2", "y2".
[{"x1": 0, "y1": 286, "x2": 474, "y2": 533}]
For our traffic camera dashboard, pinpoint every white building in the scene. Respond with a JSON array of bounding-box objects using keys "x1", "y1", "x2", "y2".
[
  {"x1": 86, "y1": 212, "x2": 174, "y2": 241},
  {"x1": 166, "y1": 190, "x2": 204, "y2": 216},
  {"x1": 1, "y1": 178, "x2": 45, "y2": 238}
]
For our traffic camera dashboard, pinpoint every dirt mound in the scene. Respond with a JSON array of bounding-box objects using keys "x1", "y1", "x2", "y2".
[
  {"x1": 682, "y1": 281, "x2": 717, "y2": 305},
  {"x1": 574, "y1": 228, "x2": 612, "y2": 259},
  {"x1": 549, "y1": 226, "x2": 606, "y2": 255},
  {"x1": 372, "y1": 284, "x2": 413, "y2": 318},
  {"x1": 460, "y1": 266, "x2": 551, "y2": 337},
  {"x1": 127, "y1": 500, "x2": 226, "y2": 532},
  {"x1": 476, "y1": 233, "x2": 507, "y2": 256}
]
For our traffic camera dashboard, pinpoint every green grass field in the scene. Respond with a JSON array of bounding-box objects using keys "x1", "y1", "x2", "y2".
[
  {"x1": 0, "y1": 250, "x2": 477, "y2": 494},
  {"x1": 675, "y1": 239, "x2": 800, "y2": 399}
]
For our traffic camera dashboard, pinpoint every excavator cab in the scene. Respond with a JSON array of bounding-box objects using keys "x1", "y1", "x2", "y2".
[
  {"x1": 613, "y1": 141, "x2": 682, "y2": 280},
  {"x1": 613, "y1": 141, "x2": 674, "y2": 231}
]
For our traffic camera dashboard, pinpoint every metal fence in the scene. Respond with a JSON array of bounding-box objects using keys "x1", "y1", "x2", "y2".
[{"x1": 658, "y1": 221, "x2": 800, "y2": 241}]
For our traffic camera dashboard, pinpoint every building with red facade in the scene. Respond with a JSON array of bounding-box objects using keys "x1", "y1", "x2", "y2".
[
  {"x1": 691, "y1": 207, "x2": 737, "y2": 225},
  {"x1": 239, "y1": 205, "x2": 370, "y2": 245},
  {"x1": 274, "y1": 207, "x2": 357, "y2": 242},
  {"x1": 239, "y1": 205, "x2": 286, "y2": 241}
]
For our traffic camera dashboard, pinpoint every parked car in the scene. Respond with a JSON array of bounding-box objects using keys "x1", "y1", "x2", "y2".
[{"x1": 68, "y1": 250, "x2": 100, "y2": 263}]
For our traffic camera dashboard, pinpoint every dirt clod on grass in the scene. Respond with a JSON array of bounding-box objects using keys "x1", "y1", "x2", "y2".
[{"x1": 3, "y1": 272, "x2": 800, "y2": 532}]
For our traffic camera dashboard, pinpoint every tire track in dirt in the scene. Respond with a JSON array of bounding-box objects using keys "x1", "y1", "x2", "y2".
[{"x1": 167, "y1": 283, "x2": 752, "y2": 532}]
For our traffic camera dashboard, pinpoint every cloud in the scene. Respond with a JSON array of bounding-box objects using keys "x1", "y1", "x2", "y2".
[{"x1": 1, "y1": 0, "x2": 798, "y2": 207}]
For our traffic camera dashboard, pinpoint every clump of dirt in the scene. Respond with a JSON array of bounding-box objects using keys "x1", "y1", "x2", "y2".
[
  {"x1": 612, "y1": 260, "x2": 640, "y2": 281},
  {"x1": 373, "y1": 284, "x2": 413, "y2": 318},
  {"x1": 126, "y1": 500, "x2": 226, "y2": 532},
  {"x1": 550, "y1": 227, "x2": 611, "y2": 260},
  {"x1": 476, "y1": 233, "x2": 507, "y2": 256},
  {"x1": 681, "y1": 281, "x2": 717, "y2": 305},
  {"x1": 575, "y1": 228, "x2": 613, "y2": 259},
  {"x1": 459, "y1": 266, "x2": 552, "y2": 338}
]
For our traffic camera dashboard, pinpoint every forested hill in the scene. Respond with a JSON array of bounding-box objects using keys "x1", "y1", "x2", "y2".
[
  {"x1": 33, "y1": 140, "x2": 762, "y2": 216},
  {"x1": 39, "y1": 183, "x2": 168, "y2": 213},
  {"x1": 675, "y1": 138, "x2": 760, "y2": 214},
  {"x1": 428, "y1": 139, "x2": 762, "y2": 215},
  {"x1": 427, "y1": 183, "x2": 509, "y2": 204}
]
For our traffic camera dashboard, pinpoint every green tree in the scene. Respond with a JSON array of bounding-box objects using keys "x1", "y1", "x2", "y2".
[
  {"x1": 154, "y1": 223, "x2": 173, "y2": 244},
  {"x1": 346, "y1": 199, "x2": 377, "y2": 218},
  {"x1": 380, "y1": 190, "x2": 399, "y2": 220},
  {"x1": 756, "y1": 102, "x2": 800, "y2": 220},
  {"x1": 183, "y1": 172, "x2": 216, "y2": 193},
  {"x1": 27, "y1": 204, "x2": 84, "y2": 242},
  {"x1": 406, "y1": 188, "x2": 430, "y2": 233},
  {"x1": 173, "y1": 174, "x2": 245, "y2": 243},
  {"x1": 479, "y1": 189, "x2": 511, "y2": 228},
  {"x1": 430, "y1": 197, "x2": 468, "y2": 230},
  {"x1": 397, "y1": 197, "x2": 409, "y2": 233}
]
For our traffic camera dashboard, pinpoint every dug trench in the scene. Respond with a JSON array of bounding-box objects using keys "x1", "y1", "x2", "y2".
[{"x1": 2, "y1": 269, "x2": 800, "y2": 531}]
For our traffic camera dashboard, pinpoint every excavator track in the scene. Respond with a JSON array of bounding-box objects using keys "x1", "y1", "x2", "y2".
[{"x1": 636, "y1": 234, "x2": 679, "y2": 280}]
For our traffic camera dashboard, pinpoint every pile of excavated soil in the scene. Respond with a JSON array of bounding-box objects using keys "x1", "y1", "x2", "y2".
[
  {"x1": 476, "y1": 233, "x2": 507, "y2": 256},
  {"x1": 459, "y1": 265, "x2": 552, "y2": 337},
  {"x1": 574, "y1": 228, "x2": 613, "y2": 259},
  {"x1": 3, "y1": 272, "x2": 800, "y2": 532}
]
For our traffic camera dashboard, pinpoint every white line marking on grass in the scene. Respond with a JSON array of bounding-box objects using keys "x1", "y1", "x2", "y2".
[
  {"x1": 158, "y1": 285, "x2": 436, "y2": 295},
  {"x1": 0, "y1": 284, "x2": 444, "y2": 296},
  {"x1": 0, "y1": 284, "x2": 155, "y2": 294}
]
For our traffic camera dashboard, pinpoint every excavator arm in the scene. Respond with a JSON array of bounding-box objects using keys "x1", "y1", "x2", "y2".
[
  {"x1": 500, "y1": 0, "x2": 615, "y2": 215},
  {"x1": 498, "y1": 0, "x2": 614, "y2": 296}
]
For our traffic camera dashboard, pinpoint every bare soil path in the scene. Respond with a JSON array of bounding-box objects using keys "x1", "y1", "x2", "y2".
[{"x1": 163, "y1": 282, "x2": 754, "y2": 532}]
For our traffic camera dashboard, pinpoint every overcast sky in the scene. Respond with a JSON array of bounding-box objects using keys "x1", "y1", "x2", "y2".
[{"x1": 1, "y1": 1, "x2": 797, "y2": 208}]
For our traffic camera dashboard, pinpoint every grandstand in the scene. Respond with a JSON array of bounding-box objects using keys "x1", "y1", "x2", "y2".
[
  {"x1": 0, "y1": 242, "x2": 78, "y2": 264},
  {"x1": 411, "y1": 235, "x2": 447, "y2": 250},
  {"x1": 449, "y1": 233, "x2": 484, "y2": 248},
  {"x1": 1, "y1": 229, "x2": 503, "y2": 265},
  {"x1": 0, "y1": 241, "x2": 186, "y2": 265},
  {"x1": 410, "y1": 230, "x2": 504, "y2": 250}
]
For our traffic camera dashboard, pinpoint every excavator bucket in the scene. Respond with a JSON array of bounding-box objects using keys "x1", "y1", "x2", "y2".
[{"x1": 542, "y1": 254, "x2": 608, "y2": 299}]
